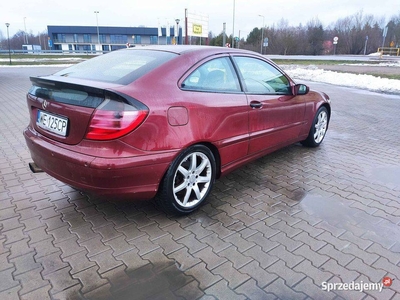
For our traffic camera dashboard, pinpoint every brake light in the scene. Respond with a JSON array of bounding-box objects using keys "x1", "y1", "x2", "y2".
[{"x1": 86, "y1": 98, "x2": 148, "y2": 140}]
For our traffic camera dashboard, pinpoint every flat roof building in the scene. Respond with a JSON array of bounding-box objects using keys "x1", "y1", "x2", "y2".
[{"x1": 47, "y1": 25, "x2": 183, "y2": 52}]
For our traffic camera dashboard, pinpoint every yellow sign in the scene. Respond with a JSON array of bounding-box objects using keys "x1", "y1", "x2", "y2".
[
  {"x1": 193, "y1": 24, "x2": 202, "y2": 35},
  {"x1": 390, "y1": 41, "x2": 395, "y2": 47}
]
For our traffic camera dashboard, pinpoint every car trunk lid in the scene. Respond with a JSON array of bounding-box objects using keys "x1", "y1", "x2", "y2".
[{"x1": 28, "y1": 76, "x2": 124, "y2": 145}]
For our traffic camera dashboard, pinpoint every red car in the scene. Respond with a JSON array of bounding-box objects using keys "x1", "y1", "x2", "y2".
[{"x1": 24, "y1": 46, "x2": 330, "y2": 214}]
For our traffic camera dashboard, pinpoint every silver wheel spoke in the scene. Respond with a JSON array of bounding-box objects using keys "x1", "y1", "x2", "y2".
[
  {"x1": 174, "y1": 181, "x2": 187, "y2": 194},
  {"x1": 196, "y1": 159, "x2": 208, "y2": 174},
  {"x1": 197, "y1": 175, "x2": 210, "y2": 183},
  {"x1": 182, "y1": 187, "x2": 192, "y2": 206},
  {"x1": 178, "y1": 165, "x2": 189, "y2": 177},
  {"x1": 192, "y1": 184, "x2": 201, "y2": 200},
  {"x1": 189, "y1": 153, "x2": 197, "y2": 172}
]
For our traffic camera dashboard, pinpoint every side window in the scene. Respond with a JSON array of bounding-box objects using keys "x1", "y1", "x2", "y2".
[
  {"x1": 233, "y1": 56, "x2": 291, "y2": 95},
  {"x1": 182, "y1": 57, "x2": 241, "y2": 93}
]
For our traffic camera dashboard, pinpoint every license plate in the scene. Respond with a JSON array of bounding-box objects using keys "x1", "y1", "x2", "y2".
[{"x1": 36, "y1": 110, "x2": 68, "y2": 136}]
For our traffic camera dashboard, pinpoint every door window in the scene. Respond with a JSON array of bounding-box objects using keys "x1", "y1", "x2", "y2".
[
  {"x1": 182, "y1": 57, "x2": 241, "y2": 93},
  {"x1": 233, "y1": 56, "x2": 291, "y2": 95}
]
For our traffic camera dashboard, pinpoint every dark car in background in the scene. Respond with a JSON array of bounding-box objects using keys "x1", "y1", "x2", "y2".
[{"x1": 24, "y1": 46, "x2": 330, "y2": 214}]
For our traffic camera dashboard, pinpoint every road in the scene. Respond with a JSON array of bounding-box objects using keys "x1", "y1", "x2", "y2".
[
  {"x1": 267, "y1": 54, "x2": 400, "y2": 62},
  {"x1": 0, "y1": 66, "x2": 400, "y2": 299}
]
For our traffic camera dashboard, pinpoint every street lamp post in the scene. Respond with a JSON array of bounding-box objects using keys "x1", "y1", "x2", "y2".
[
  {"x1": 258, "y1": 14, "x2": 264, "y2": 54},
  {"x1": 5, "y1": 23, "x2": 11, "y2": 65},
  {"x1": 232, "y1": 0, "x2": 236, "y2": 48},
  {"x1": 175, "y1": 19, "x2": 180, "y2": 45},
  {"x1": 24, "y1": 17, "x2": 28, "y2": 44},
  {"x1": 94, "y1": 11, "x2": 100, "y2": 49}
]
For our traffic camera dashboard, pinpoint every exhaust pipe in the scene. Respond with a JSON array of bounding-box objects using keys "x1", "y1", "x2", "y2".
[{"x1": 29, "y1": 162, "x2": 44, "y2": 173}]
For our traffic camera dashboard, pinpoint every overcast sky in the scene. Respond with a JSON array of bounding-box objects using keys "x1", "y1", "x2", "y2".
[{"x1": 1, "y1": 0, "x2": 398, "y2": 38}]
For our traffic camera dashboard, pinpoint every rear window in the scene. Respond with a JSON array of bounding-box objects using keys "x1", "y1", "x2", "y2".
[
  {"x1": 53, "y1": 49, "x2": 177, "y2": 85},
  {"x1": 29, "y1": 85, "x2": 103, "y2": 108}
]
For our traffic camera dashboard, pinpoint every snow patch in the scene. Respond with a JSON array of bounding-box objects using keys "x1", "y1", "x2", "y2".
[{"x1": 282, "y1": 65, "x2": 400, "y2": 95}]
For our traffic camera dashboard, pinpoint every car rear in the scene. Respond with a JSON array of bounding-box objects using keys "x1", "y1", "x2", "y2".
[{"x1": 23, "y1": 49, "x2": 178, "y2": 199}]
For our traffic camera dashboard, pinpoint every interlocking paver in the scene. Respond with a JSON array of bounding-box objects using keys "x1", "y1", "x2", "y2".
[
  {"x1": 267, "y1": 259, "x2": 306, "y2": 287},
  {"x1": 167, "y1": 247, "x2": 201, "y2": 271},
  {"x1": 269, "y1": 232, "x2": 303, "y2": 252},
  {"x1": 372, "y1": 257, "x2": 400, "y2": 280},
  {"x1": 204, "y1": 279, "x2": 246, "y2": 300},
  {"x1": 14, "y1": 267, "x2": 49, "y2": 296},
  {"x1": 218, "y1": 245, "x2": 253, "y2": 269},
  {"x1": 0, "y1": 286, "x2": 21, "y2": 300},
  {"x1": 20, "y1": 285, "x2": 52, "y2": 300},
  {"x1": 346, "y1": 258, "x2": 387, "y2": 282},
  {"x1": 177, "y1": 233, "x2": 208, "y2": 254},
  {"x1": 130, "y1": 234, "x2": 161, "y2": 256},
  {"x1": 36, "y1": 251, "x2": 68, "y2": 276},
  {"x1": 264, "y1": 277, "x2": 307, "y2": 300},
  {"x1": 366, "y1": 242, "x2": 400, "y2": 265},
  {"x1": 193, "y1": 247, "x2": 227, "y2": 270},
  {"x1": 116, "y1": 248, "x2": 150, "y2": 272},
  {"x1": 235, "y1": 278, "x2": 277, "y2": 300},
  {"x1": 174, "y1": 280, "x2": 205, "y2": 300},
  {"x1": 78, "y1": 235, "x2": 110, "y2": 257},
  {"x1": 62, "y1": 250, "x2": 97, "y2": 275},
  {"x1": 82, "y1": 283, "x2": 113, "y2": 300},
  {"x1": 8, "y1": 239, "x2": 34, "y2": 259},
  {"x1": 321, "y1": 259, "x2": 360, "y2": 283},
  {"x1": 10, "y1": 252, "x2": 41, "y2": 276},
  {"x1": 268, "y1": 244, "x2": 305, "y2": 268},
  {"x1": 89, "y1": 249, "x2": 123, "y2": 274},
  {"x1": 318, "y1": 243, "x2": 355, "y2": 266},
  {"x1": 247, "y1": 232, "x2": 280, "y2": 253},
  {"x1": 2, "y1": 67, "x2": 400, "y2": 299},
  {"x1": 294, "y1": 277, "x2": 336, "y2": 300},
  {"x1": 185, "y1": 262, "x2": 222, "y2": 290},
  {"x1": 239, "y1": 260, "x2": 278, "y2": 288},
  {"x1": 72, "y1": 265, "x2": 109, "y2": 294},
  {"x1": 223, "y1": 232, "x2": 255, "y2": 253},
  {"x1": 0, "y1": 268, "x2": 20, "y2": 292}
]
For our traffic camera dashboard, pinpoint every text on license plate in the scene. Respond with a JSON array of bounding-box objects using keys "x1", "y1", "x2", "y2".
[{"x1": 36, "y1": 110, "x2": 68, "y2": 136}]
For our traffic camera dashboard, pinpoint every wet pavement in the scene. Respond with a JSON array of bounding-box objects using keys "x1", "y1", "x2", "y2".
[{"x1": 1, "y1": 66, "x2": 400, "y2": 300}]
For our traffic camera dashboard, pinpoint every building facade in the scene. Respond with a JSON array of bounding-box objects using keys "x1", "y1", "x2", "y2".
[{"x1": 47, "y1": 25, "x2": 183, "y2": 52}]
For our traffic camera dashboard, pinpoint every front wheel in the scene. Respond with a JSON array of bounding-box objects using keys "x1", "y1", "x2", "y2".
[
  {"x1": 301, "y1": 106, "x2": 329, "y2": 147},
  {"x1": 157, "y1": 145, "x2": 216, "y2": 215}
]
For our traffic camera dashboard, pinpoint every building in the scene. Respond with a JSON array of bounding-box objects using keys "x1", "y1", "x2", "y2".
[{"x1": 47, "y1": 25, "x2": 183, "y2": 52}]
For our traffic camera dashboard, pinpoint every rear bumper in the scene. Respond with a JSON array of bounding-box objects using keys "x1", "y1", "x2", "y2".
[{"x1": 23, "y1": 126, "x2": 176, "y2": 200}]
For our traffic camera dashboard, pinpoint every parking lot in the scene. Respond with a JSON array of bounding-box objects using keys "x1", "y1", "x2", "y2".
[{"x1": 1, "y1": 66, "x2": 400, "y2": 300}]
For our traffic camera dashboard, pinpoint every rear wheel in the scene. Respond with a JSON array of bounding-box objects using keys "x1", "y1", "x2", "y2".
[
  {"x1": 301, "y1": 106, "x2": 329, "y2": 147},
  {"x1": 157, "y1": 145, "x2": 216, "y2": 214}
]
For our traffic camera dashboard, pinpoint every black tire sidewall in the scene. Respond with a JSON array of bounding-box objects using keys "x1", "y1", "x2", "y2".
[{"x1": 303, "y1": 106, "x2": 328, "y2": 147}]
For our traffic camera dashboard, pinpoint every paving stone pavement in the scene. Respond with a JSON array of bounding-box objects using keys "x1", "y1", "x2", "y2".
[{"x1": 0, "y1": 66, "x2": 400, "y2": 300}]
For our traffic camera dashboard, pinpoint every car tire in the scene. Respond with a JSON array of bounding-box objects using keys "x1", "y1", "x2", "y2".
[
  {"x1": 157, "y1": 145, "x2": 216, "y2": 215},
  {"x1": 301, "y1": 106, "x2": 329, "y2": 147}
]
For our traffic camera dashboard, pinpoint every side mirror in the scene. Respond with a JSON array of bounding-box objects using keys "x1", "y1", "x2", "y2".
[{"x1": 294, "y1": 84, "x2": 309, "y2": 95}]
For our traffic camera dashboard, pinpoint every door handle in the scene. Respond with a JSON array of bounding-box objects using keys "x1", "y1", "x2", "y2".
[{"x1": 250, "y1": 101, "x2": 263, "y2": 109}]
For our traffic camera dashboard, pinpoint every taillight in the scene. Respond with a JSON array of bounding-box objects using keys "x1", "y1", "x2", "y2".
[{"x1": 85, "y1": 97, "x2": 148, "y2": 140}]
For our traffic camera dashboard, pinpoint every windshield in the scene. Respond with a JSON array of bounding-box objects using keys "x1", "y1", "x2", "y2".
[{"x1": 54, "y1": 49, "x2": 177, "y2": 85}]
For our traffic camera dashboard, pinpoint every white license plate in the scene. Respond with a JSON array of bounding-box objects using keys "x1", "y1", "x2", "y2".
[{"x1": 36, "y1": 110, "x2": 68, "y2": 136}]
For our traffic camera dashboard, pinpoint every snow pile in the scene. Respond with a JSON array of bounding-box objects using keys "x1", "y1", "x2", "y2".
[
  {"x1": 342, "y1": 61, "x2": 400, "y2": 67},
  {"x1": 282, "y1": 65, "x2": 400, "y2": 95}
]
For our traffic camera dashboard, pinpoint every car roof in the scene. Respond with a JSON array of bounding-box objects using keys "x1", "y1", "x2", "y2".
[{"x1": 126, "y1": 45, "x2": 259, "y2": 56}]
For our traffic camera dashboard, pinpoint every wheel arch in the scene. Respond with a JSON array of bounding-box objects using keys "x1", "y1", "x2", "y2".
[
  {"x1": 157, "y1": 141, "x2": 222, "y2": 193},
  {"x1": 197, "y1": 142, "x2": 222, "y2": 179}
]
